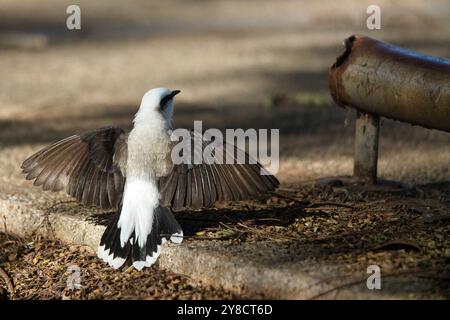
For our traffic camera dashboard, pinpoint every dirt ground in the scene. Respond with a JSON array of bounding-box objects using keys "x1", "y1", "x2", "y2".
[
  {"x1": 1, "y1": 0, "x2": 449, "y2": 186},
  {"x1": 0, "y1": 0, "x2": 449, "y2": 299}
]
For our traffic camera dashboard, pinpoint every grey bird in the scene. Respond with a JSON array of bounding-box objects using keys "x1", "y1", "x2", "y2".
[{"x1": 21, "y1": 88, "x2": 279, "y2": 270}]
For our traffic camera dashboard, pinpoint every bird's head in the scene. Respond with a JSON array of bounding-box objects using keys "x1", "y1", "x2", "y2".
[{"x1": 135, "y1": 88, "x2": 181, "y2": 128}]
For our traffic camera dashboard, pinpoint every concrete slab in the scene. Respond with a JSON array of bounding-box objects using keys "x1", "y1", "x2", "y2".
[{"x1": 1, "y1": 187, "x2": 447, "y2": 300}]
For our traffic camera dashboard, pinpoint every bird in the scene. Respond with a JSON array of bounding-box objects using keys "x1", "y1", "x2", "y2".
[{"x1": 21, "y1": 88, "x2": 279, "y2": 270}]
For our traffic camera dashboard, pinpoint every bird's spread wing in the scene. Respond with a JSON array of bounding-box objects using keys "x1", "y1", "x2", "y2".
[
  {"x1": 21, "y1": 126, "x2": 127, "y2": 210},
  {"x1": 159, "y1": 131, "x2": 279, "y2": 211}
]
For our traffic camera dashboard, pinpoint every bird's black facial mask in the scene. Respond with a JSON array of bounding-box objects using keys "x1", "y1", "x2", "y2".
[{"x1": 160, "y1": 90, "x2": 181, "y2": 110}]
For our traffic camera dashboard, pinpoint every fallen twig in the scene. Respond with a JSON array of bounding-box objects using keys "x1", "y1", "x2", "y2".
[
  {"x1": 307, "y1": 270, "x2": 443, "y2": 300},
  {"x1": 307, "y1": 202, "x2": 355, "y2": 209},
  {"x1": 234, "y1": 221, "x2": 299, "y2": 242},
  {"x1": 273, "y1": 192, "x2": 310, "y2": 205},
  {"x1": 274, "y1": 192, "x2": 355, "y2": 210},
  {"x1": 0, "y1": 266, "x2": 14, "y2": 294}
]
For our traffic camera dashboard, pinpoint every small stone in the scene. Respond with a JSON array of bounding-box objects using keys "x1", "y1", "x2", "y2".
[
  {"x1": 8, "y1": 253, "x2": 17, "y2": 261},
  {"x1": 427, "y1": 241, "x2": 436, "y2": 248},
  {"x1": 444, "y1": 248, "x2": 450, "y2": 257}
]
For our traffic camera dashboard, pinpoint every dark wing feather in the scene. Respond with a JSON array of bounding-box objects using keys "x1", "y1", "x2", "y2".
[
  {"x1": 159, "y1": 131, "x2": 279, "y2": 211},
  {"x1": 21, "y1": 126, "x2": 127, "y2": 210},
  {"x1": 172, "y1": 167, "x2": 188, "y2": 211}
]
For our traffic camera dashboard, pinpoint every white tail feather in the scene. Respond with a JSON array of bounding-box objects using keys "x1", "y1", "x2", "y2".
[{"x1": 118, "y1": 179, "x2": 159, "y2": 248}]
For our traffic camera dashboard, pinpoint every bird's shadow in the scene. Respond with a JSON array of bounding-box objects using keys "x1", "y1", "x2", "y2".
[{"x1": 87, "y1": 202, "x2": 310, "y2": 238}]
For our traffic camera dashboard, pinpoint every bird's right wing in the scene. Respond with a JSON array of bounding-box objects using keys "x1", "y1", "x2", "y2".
[{"x1": 21, "y1": 126, "x2": 127, "y2": 210}]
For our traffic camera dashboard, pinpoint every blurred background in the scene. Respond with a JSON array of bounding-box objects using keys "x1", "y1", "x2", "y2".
[{"x1": 0, "y1": 0, "x2": 449, "y2": 187}]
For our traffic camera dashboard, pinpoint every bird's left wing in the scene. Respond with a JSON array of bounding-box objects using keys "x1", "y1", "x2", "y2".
[
  {"x1": 159, "y1": 131, "x2": 279, "y2": 211},
  {"x1": 21, "y1": 126, "x2": 127, "y2": 210}
]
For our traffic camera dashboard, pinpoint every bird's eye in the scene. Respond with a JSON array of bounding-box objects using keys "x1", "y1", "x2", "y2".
[
  {"x1": 160, "y1": 90, "x2": 180, "y2": 109},
  {"x1": 160, "y1": 95, "x2": 173, "y2": 110}
]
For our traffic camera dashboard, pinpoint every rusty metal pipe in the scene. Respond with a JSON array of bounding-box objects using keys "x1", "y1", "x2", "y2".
[{"x1": 329, "y1": 35, "x2": 450, "y2": 132}]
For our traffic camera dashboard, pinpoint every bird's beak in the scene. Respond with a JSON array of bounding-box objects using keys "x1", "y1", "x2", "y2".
[{"x1": 170, "y1": 90, "x2": 181, "y2": 98}]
